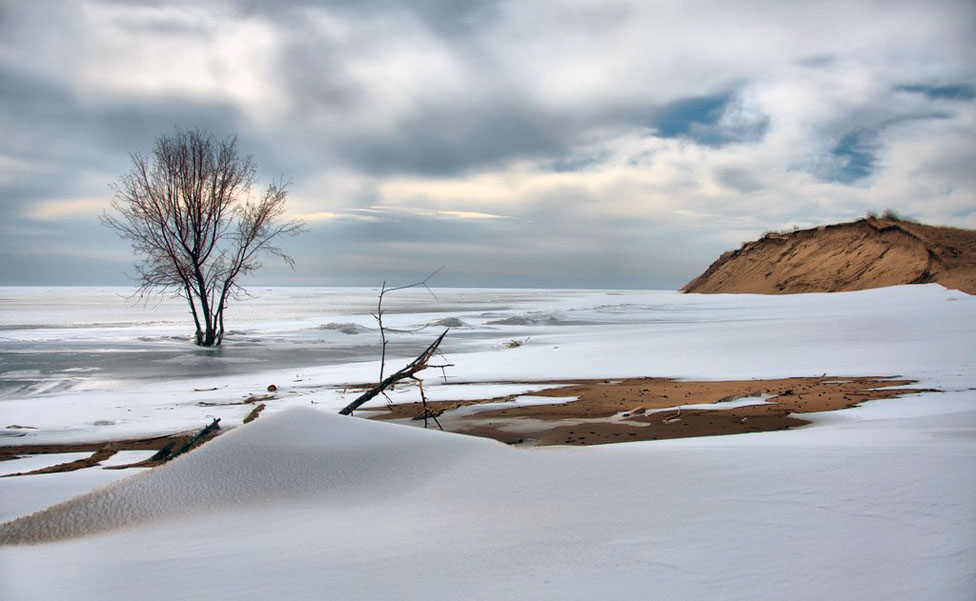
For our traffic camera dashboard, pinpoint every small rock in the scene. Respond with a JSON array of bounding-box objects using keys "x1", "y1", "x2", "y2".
[{"x1": 267, "y1": 384, "x2": 278, "y2": 392}]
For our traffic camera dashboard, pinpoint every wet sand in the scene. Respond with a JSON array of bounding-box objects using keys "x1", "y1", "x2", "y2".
[
  {"x1": 363, "y1": 376, "x2": 930, "y2": 445},
  {"x1": 0, "y1": 376, "x2": 932, "y2": 469}
]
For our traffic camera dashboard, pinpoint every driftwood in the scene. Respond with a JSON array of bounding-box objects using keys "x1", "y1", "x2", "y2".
[
  {"x1": 115, "y1": 418, "x2": 223, "y2": 468},
  {"x1": 243, "y1": 403, "x2": 266, "y2": 424},
  {"x1": 1, "y1": 446, "x2": 119, "y2": 477},
  {"x1": 339, "y1": 330, "x2": 448, "y2": 417}
]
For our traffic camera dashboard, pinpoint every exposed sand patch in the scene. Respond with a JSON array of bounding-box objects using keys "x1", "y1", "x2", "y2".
[
  {"x1": 364, "y1": 376, "x2": 931, "y2": 445},
  {"x1": 0, "y1": 377, "x2": 932, "y2": 461}
]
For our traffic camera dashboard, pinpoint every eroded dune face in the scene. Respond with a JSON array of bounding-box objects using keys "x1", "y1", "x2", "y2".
[
  {"x1": 0, "y1": 409, "x2": 492, "y2": 544},
  {"x1": 683, "y1": 218, "x2": 976, "y2": 295}
]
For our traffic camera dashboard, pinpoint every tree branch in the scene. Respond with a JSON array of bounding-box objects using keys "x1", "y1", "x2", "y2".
[{"x1": 338, "y1": 330, "x2": 449, "y2": 416}]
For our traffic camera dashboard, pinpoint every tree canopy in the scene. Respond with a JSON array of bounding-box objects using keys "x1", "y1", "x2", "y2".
[{"x1": 103, "y1": 128, "x2": 303, "y2": 346}]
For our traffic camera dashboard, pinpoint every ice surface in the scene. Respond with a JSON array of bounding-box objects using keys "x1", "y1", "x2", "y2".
[
  {"x1": 4, "y1": 283, "x2": 973, "y2": 446},
  {"x1": 0, "y1": 284, "x2": 974, "y2": 600}
]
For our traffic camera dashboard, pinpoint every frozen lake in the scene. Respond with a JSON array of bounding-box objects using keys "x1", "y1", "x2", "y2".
[
  {"x1": 0, "y1": 286, "x2": 618, "y2": 397},
  {"x1": 0, "y1": 285, "x2": 786, "y2": 399}
]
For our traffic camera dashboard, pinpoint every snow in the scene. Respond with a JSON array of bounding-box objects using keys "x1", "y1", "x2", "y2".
[
  {"x1": 0, "y1": 466, "x2": 146, "y2": 525},
  {"x1": 96, "y1": 450, "x2": 158, "y2": 468},
  {"x1": 442, "y1": 394, "x2": 578, "y2": 417},
  {"x1": 0, "y1": 284, "x2": 974, "y2": 600},
  {"x1": 644, "y1": 395, "x2": 774, "y2": 413},
  {"x1": 1, "y1": 409, "x2": 973, "y2": 600},
  {"x1": 0, "y1": 453, "x2": 92, "y2": 477}
]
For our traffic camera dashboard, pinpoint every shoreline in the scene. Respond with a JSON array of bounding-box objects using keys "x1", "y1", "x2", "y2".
[
  {"x1": 363, "y1": 375, "x2": 930, "y2": 445},
  {"x1": 0, "y1": 375, "x2": 932, "y2": 469}
]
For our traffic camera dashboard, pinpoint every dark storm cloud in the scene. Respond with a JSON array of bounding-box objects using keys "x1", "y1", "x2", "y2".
[
  {"x1": 338, "y1": 101, "x2": 575, "y2": 176},
  {"x1": 311, "y1": 211, "x2": 512, "y2": 246},
  {"x1": 254, "y1": 0, "x2": 574, "y2": 177},
  {"x1": 0, "y1": 253, "x2": 129, "y2": 285},
  {"x1": 0, "y1": 64, "x2": 247, "y2": 220},
  {"x1": 0, "y1": 217, "x2": 132, "y2": 284},
  {"x1": 796, "y1": 54, "x2": 837, "y2": 68},
  {"x1": 240, "y1": 0, "x2": 503, "y2": 35},
  {"x1": 0, "y1": 64, "x2": 240, "y2": 156},
  {"x1": 896, "y1": 83, "x2": 976, "y2": 101},
  {"x1": 714, "y1": 167, "x2": 764, "y2": 194},
  {"x1": 284, "y1": 205, "x2": 698, "y2": 289}
]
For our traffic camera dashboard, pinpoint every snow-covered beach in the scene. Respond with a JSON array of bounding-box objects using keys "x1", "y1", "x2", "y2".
[{"x1": 1, "y1": 284, "x2": 975, "y2": 599}]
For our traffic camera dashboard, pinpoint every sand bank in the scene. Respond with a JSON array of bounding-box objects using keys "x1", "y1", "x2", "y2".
[
  {"x1": 364, "y1": 376, "x2": 929, "y2": 445},
  {"x1": 0, "y1": 376, "x2": 930, "y2": 467}
]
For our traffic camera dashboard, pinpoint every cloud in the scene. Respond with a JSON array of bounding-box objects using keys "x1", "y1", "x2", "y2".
[
  {"x1": 896, "y1": 83, "x2": 976, "y2": 101},
  {"x1": 296, "y1": 205, "x2": 509, "y2": 224},
  {"x1": 435, "y1": 210, "x2": 508, "y2": 220},
  {"x1": 1, "y1": 0, "x2": 974, "y2": 286},
  {"x1": 827, "y1": 130, "x2": 879, "y2": 184},
  {"x1": 295, "y1": 210, "x2": 378, "y2": 223},
  {"x1": 27, "y1": 197, "x2": 108, "y2": 221}
]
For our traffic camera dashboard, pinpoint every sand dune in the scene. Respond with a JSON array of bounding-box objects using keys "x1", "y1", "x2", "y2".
[{"x1": 683, "y1": 216, "x2": 976, "y2": 294}]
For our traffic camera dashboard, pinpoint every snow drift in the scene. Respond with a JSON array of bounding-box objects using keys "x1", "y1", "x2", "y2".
[{"x1": 0, "y1": 408, "x2": 494, "y2": 544}]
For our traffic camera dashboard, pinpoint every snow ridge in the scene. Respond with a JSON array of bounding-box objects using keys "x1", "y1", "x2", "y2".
[{"x1": 0, "y1": 408, "x2": 495, "y2": 544}]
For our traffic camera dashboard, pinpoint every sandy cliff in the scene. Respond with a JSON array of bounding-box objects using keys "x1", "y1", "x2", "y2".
[{"x1": 683, "y1": 217, "x2": 976, "y2": 295}]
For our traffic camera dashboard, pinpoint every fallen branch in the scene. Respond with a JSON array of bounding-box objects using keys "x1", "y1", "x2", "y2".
[
  {"x1": 107, "y1": 418, "x2": 222, "y2": 469},
  {"x1": 243, "y1": 403, "x2": 266, "y2": 424},
  {"x1": 339, "y1": 330, "x2": 448, "y2": 416},
  {"x1": 1, "y1": 446, "x2": 119, "y2": 477}
]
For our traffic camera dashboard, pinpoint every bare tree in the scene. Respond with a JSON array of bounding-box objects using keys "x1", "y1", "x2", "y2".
[
  {"x1": 102, "y1": 128, "x2": 303, "y2": 347},
  {"x1": 339, "y1": 268, "x2": 453, "y2": 428}
]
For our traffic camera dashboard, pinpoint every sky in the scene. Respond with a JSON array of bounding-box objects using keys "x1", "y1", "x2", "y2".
[{"x1": 0, "y1": 0, "x2": 974, "y2": 289}]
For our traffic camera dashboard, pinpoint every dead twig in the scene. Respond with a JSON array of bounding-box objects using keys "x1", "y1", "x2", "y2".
[
  {"x1": 339, "y1": 330, "x2": 448, "y2": 417},
  {"x1": 409, "y1": 377, "x2": 441, "y2": 429},
  {"x1": 372, "y1": 266, "x2": 444, "y2": 383}
]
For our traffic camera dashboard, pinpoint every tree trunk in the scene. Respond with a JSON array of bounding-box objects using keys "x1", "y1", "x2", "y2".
[{"x1": 192, "y1": 269, "x2": 217, "y2": 347}]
